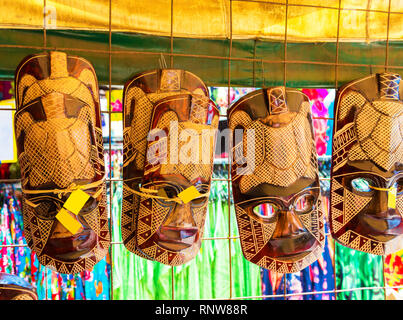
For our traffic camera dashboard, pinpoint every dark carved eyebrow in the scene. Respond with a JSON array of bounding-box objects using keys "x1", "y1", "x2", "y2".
[
  {"x1": 238, "y1": 185, "x2": 320, "y2": 207},
  {"x1": 288, "y1": 186, "x2": 320, "y2": 204},
  {"x1": 342, "y1": 172, "x2": 403, "y2": 184}
]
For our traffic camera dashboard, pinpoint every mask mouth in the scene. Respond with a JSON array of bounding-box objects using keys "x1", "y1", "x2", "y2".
[
  {"x1": 266, "y1": 232, "x2": 317, "y2": 261},
  {"x1": 44, "y1": 228, "x2": 97, "y2": 261},
  {"x1": 359, "y1": 214, "x2": 403, "y2": 242},
  {"x1": 156, "y1": 226, "x2": 199, "y2": 251},
  {"x1": 274, "y1": 251, "x2": 311, "y2": 262}
]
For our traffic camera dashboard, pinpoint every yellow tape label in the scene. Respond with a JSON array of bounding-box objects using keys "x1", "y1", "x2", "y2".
[
  {"x1": 56, "y1": 208, "x2": 83, "y2": 234},
  {"x1": 388, "y1": 187, "x2": 397, "y2": 209},
  {"x1": 63, "y1": 189, "x2": 90, "y2": 215},
  {"x1": 178, "y1": 186, "x2": 202, "y2": 204}
]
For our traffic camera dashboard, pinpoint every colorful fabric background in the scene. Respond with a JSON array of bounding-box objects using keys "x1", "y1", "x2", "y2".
[
  {"x1": 0, "y1": 82, "x2": 402, "y2": 300},
  {"x1": 0, "y1": 183, "x2": 110, "y2": 300}
]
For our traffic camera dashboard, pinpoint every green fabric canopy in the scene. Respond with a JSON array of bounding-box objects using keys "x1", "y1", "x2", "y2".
[{"x1": 1, "y1": 29, "x2": 401, "y2": 88}]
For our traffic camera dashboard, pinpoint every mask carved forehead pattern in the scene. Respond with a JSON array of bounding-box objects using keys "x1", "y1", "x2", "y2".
[
  {"x1": 330, "y1": 73, "x2": 403, "y2": 255},
  {"x1": 14, "y1": 51, "x2": 110, "y2": 274},
  {"x1": 229, "y1": 87, "x2": 325, "y2": 273},
  {"x1": 122, "y1": 69, "x2": 219, "y2": 265}
]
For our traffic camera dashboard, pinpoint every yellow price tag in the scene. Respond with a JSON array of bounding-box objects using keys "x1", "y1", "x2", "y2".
[
  {"x1": 63, "y1": 189, "x2": 90, "y2": 215},
  {"x1": 369, "y1": 185, "x2": 398, "y2": 209},
  {"x1": 388, "y1": 187, "x2": 397, "y2": 209},
  {"x1": 178, "y1": 186, "x2": 202, "y2": 204},
  {"x1": 56, "y1": 208, "x2": 83, "y2": 234}
]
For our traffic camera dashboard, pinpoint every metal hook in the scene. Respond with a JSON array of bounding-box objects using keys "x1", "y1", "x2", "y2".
[{"x1": 261, "y1": 59, "x2": 265, "y2": 88}]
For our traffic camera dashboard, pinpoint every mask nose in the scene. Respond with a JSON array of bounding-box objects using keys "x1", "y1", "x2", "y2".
[
  {"x1": 365, "y1": 190, "x2": 402, "y2": 232},
  {"x1": 160, "y1": 203, "x2": 198, "y2": 240},
  {"x1": 271, "y1": 208, "x2": 306, "y2": 239},
  {"x1": 51, "y1": 213, "x2": 84, "y2": 238},
  {"x1": 376, "y1": 190, "x2": 401, "y2": 219},
  {"x1": 162, "y1": 203, "x2": 195, "y2": 228}
]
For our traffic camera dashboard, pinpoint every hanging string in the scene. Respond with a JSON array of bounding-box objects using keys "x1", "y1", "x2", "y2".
[{"x1": 159, "y1": 53, "x2": 168, "y2": 70}]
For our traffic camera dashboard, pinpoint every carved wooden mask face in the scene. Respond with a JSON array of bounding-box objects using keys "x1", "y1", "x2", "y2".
[
  {"x1": 0, "y1": 273, "x2": 38, "y2": 300},
  {"x1": 14, "y1": 52, "x2": 109, "y2": 274},
  {"x1": 229, "y1": 87, "x2": 325, "y2": 273},
  {"x1": 330, "y1": 73, "x2": 403, "y2": 255},
  {"x1": 122, "y1": 69, "x2": 219, "y2": 265}
]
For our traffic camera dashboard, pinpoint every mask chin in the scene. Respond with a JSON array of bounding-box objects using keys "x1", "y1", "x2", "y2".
[
  {"x1": 356, "y1": 211, "x2": 403, "y2": 242},
  {"x1": 266, "y1": 232, "x2": 318, "y2": 262},
  {"x1": 43, "y1": 226, "x2": 98, "y2": 262},
  {"x1": 156, "y1": 225, "x2": 200, "y2": 252}
]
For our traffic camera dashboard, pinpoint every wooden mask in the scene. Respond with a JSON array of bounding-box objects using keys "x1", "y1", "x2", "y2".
[
  {"x1": 0, "y1": 273, "x2": 38, "y2": 300},
  {"x1": 14, "y1": 51, "x2": 110, "y2": 274},
  {"x1": 122, "y1": 69, "x2": 219, "y2": 265},
  {"x1": 330, "y1": 73, "x2": 403, "y2": 255},
  {"x1": 229, "y1": 87, "x2": 325, "y2": 273}
]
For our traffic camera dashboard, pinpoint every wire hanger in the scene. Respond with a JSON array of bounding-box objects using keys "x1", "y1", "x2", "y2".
[{"x1": 159, "y1": 53, "x2": 168, "y2": 69}]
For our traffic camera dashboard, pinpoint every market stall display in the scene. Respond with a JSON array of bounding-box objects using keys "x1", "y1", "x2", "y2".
[
  {"x1": 228, "y1": 87, "x2": 325, "y2": 272},
  {"x1": 330, "y1": 73, "x2": 403, "y2": 255},
  {"x1": 0, "y1": 0, "x2": 402, "y2": 300},
  {"x1": 121, "y1": 69, "x2": 219, "y2": 265},
  {"x1": 13, "y1": 51, "x2": 110, "y2": 274}
]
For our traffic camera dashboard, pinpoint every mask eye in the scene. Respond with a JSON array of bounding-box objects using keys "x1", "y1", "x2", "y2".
[
  {"x1": 351, "y1": 177, "x2": 373, "y2": 193},
  {"x1": 191, "y1": 194, "x2": 208, "y2": 206},
  {"x1": 252, "y1": 203, "x2": 279, "y2": 219},
  {"x1": 31, "y1": 198, "x2": 62, "y2": 220},
  {"x1": 162, "y1": 185, "x2": 178, "y2": 198},
  {"x1": 188, "y1": 185, "x2": 209, "y2": 207},
  {"x1": 392, "y1": 178, "x2": 403, "y2": 195},
  {"x1": 294, "y1": 194, "x2": 315, "y2": 214},
  {"x1": 155, "y1": 185, "x2": 179, "y2": 206},
  {"x1": 80, "y1": 196, "x2": 96, "y2": 214}
]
